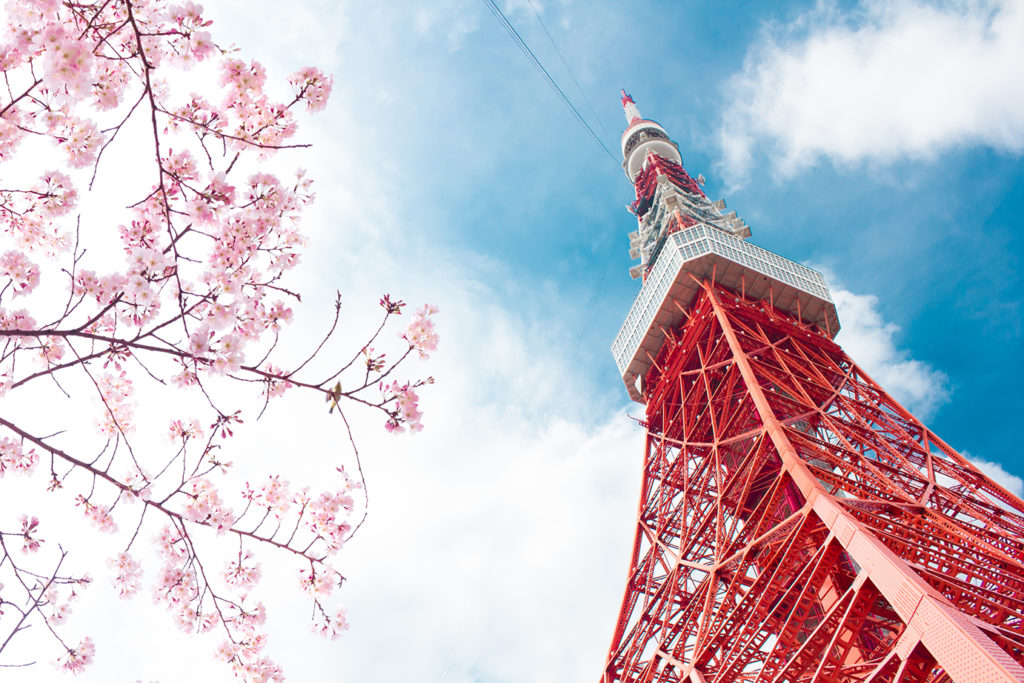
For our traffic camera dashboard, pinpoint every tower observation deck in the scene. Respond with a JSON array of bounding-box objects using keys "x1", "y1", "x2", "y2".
[
  {"x1": 602, "y1": 94, "x2": 1024, "y2": 683},
  {"x1": 612, "y1": 91, "x2": 838, "y2": 403}
]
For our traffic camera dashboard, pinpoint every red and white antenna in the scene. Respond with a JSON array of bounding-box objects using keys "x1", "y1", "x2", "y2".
[
  {"x1": 603, "y1": 96, "x2": 1024, "y2": 683},
  {"x1": 621, "y1": 89, "x2": 642, "y2": 125},
  {"x1": 619, "y1": 90, "x2": 682, "y2": 182}
]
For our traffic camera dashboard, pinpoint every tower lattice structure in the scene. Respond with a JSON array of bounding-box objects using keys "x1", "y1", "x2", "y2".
[{"x1": 603, "y1": 93, "x2": 1024, "y2": 683}]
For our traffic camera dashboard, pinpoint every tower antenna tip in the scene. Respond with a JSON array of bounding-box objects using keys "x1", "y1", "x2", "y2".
[{"x1": 621, "y1": 90, "x2": 641, "y2": 124}]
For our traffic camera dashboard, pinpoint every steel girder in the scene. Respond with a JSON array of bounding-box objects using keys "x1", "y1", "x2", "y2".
[{"x1": 602, "y1": 279, "x2": 1024, "y2": 683}]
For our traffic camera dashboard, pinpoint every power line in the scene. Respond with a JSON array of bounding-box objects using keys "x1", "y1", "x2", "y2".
[
  {"x1": 481, "y1": 0, "x2": 625, "y2": 394},
  {"x1": 523, "y1": 0, "x2": 613, "y2": 143},
  {"x1": 480, "y1": 0, "x2": 617, "y2": 164}
]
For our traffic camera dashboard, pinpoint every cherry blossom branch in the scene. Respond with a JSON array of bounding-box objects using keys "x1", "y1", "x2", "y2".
[{"x1": 0, "y1": 1, "x2": 431, "y2": 678}]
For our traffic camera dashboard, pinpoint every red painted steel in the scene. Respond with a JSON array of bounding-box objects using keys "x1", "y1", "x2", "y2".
[
  {"x1": 631, "y1": 154, "x2": 706, "y2": 218},
  {"x1": 602, "y1": 279, "x2": 1024, "y2": 682}
]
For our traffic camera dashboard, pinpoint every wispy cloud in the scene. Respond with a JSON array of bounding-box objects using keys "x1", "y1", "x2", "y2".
[
  {"x1": 241, "y1": 223, "x2": 644, "y2": 681},
  {"x1": 830, "y1": 283, "x2": 950, "y2": 420},
  {"x1": 718, "y1": 0, "x2": 1024, "y2": 185},
  {"x1": 414, "y1": 0, "x2": 482, "y2": 51},
  {"x1": 964, "y1": 453, "x2": 1024, "y2": 498}
]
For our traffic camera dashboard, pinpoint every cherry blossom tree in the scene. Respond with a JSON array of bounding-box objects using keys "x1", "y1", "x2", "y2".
[{"x1": 0, "y1": 0, "x2": 437, "y2": 679}]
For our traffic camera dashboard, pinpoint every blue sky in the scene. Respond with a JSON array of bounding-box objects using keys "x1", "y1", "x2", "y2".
[
  {"x1": 274, "y1": 0, "x2": 1023, "y2": 470},
  {"x1": 12, "y1": 1, "x2": 1024, "y2": 681}
]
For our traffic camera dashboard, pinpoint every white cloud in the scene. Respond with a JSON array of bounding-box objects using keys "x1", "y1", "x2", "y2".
[
  {"x1": 719, "y1": 0, "x2": 1024, "y2": 184},
  {"x1": 324, "y1": 406, "x2": 642, "y2": 682},
  {"x1": 831, "y1": 285, "x2": 950, "y2": 419},
  {"x1": 414, "y1": 0, "x2": 482, "y2": 51},
  {"x1": 10, "y1": 2, "x2": 993, "y2": 680},
  {"x1": 965, "y1": 454, "x2": 1024, "y2": 498},
  {"x1": 243, "y1": 256, "x2": 644, "y2": 682},
  {"x1": 279, "y1": 207, "x2": 644, "y2": 682},
  {"x1": 0, "y1": 37, "x2": 643, "y2": 677},
  {"x1": 3, "y1": 211, "x2": 644, "y2": 683}
]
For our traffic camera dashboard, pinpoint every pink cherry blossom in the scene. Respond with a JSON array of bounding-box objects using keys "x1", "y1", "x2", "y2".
[
  {"x1": 109, "y1": 552, "x2": 142, "y2": 597},
  {"x1": 245, "y1": 474, "x2": 292, "y2": 516},
  {"x1": 0, "y1": 437, "x2": 38, "y2": 476},
  {"x1": 401, "y1": 304, "x2": 440, "y2": 358},
  {"x1": 223, "y1": 552, "x2": 262, "y2": 590},
  {"x1": 96, "y1": 371, "x2": 135, "y2": 435},
  {"x1": 0, "y1": 1, "x2": 433, "y2": 678},
  {"x1": 168, "y1": 418, "x2": 204, "y2": 441},
  {"x1": 264, "y1": 370, "x2": 294, "y2": 399},
  {"x1": 382, "y1": 381, "x2": 424, "y2": 433},
  {"x1": 76, "y1": 496, "x2": 118, "y2": 534},
  {"x1": 92, "y1": 61, "x2": 130, "y2": 110},
  {"x1": 155, "y1": 525, "x2": 188, "y2": 561},
  {"x1": 55, "y1": 116, "x2": 101, "y2": 168},
  {"x1": 42, "y1": 35, "x2": 94, "y2": 98},
  {"x1": 19, "y1": 515, "x2": 41, "y2": 553},
  {"x1": 215, "y1": 640, "x2": 240, "y2": 662},
  {"x1": 289, "y1": 67, "x2": 333, "y2": 113},
  {"x1": 313, "y1": 606, "x2": 350, "y2": 640},
  {"x1": 297, "y1": 566, "x2": 338, "y2": 597},
  {"x1": 57, "y1": 636, "x2": 95, "y2": 674},
  {"x1": 0, "y1": 250, "x2": 40, "y2": 294},
  {"x1": 34, "y1": 171, "x2": 77, "y2": 217},
  {"x1": 47, "y1": 585, "x2": 74, "y2": 625},
  {"x1": 304, "y1": 491, "x2": 354, "y2": 554},
  {"x1": 183, "y1": 478, "x2": 234, "y2": 532}
]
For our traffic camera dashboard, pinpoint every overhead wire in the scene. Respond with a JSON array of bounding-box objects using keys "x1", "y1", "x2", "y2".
[
  {"x1": 436, "y1": 10, "x2": 632, "y2": 681},
  {"x1": 523, "y1": 0, "x2": 613, "y2": 143},
  {"x1": 480, "y1": 0, "x2": 618, "y2": 164},
  {"x1": 480, "y1": 0, "x2": 629, "y2": 393}
]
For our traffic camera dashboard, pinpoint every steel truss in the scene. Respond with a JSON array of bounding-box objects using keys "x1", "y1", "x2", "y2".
[{"x1": 602, "y1": 279, "x2": 1024, "y2": 683}]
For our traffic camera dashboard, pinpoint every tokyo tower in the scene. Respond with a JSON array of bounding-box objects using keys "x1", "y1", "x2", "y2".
[{"x1": 602, "y1": 92, "x2": 1024, "y2": 683}]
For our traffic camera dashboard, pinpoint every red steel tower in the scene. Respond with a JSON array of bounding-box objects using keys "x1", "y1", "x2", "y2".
[{"x1": 603, "y1": 93, "x2": 1024, "y2": 683}]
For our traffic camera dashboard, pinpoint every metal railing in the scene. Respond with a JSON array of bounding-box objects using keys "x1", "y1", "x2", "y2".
[{"x1": 612, "y1": 224, "x2": 832, "y2": 375}]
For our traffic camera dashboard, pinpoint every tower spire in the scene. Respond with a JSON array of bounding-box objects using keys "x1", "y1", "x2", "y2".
[
  {"x1": 601, "y1": 96, "x2": 1024, "y2": 683},
  {"x1": 621, "y1": 90, "x2": 642, "y2": 125},
  {"x1": 619, "y1": 92, "x2": 682, "y2": 182},
  {"x1": 618, "y1": 91, "x2": 749, "y2": 281}
]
